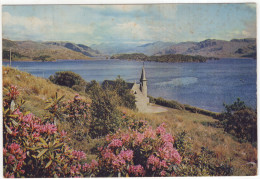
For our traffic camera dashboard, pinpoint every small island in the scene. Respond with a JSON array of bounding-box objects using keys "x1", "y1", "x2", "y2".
[{"x1": 110, "y1": 53, "x2": 219, "y2": 63}]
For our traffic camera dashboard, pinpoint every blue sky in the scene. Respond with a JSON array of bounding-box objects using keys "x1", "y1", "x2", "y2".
[{"x1": 2, "y1": 4, "x2": 256, "y2": 45}]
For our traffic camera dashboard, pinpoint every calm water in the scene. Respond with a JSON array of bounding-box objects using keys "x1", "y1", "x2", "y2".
[{"x1": 3, "y1": 58, "x2": 257, "y2": 112}]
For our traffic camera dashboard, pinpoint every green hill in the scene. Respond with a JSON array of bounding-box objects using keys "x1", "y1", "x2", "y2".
[{"x1": 2, "y1": 39, "x2": 101, "y2": 61}]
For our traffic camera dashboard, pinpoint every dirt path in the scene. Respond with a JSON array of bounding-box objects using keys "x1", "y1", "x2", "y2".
[{"x1": 141, "y1": 103, "x2": 168, "y2": 113}]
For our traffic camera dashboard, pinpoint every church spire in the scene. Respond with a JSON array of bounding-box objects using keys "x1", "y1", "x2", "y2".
[{"x1": 140, "y1": 62, "x2": 147, "y2": 82}]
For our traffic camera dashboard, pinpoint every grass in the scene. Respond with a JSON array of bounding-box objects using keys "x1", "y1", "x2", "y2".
[
  {"x1": 2, "y1": 66, "x2": 91, "y2": 117},
  {"x1": 3, "y1": 66, "x2": 257, "y2": 176}
]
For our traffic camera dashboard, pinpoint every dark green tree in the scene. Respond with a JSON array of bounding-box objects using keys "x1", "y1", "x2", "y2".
[
  {"x1": 220, "y1": 98, "x2": 257, "y2": 143},
  {"x1": 49, "y1": 71, "x2": 87, "y2": 91}
]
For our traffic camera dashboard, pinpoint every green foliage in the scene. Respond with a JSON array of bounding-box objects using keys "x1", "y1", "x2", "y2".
[
  {"x1": 149, "y1": 96, "x2": 219, "y2": 118},
  {"x1": 33, "y1": 55, "x2": 54, "y2": 62},
  {"x1": 184, "y1": 104, "x2": 220, "y2": 118},
  {"x1": 49, "y1": 71, "x2": 87, "y2": 90},
  {"x1": 150, "y1": 96, "x2": 185, "y2": 110},
  {"x1": 102, "y1": 77, "x2": 136, "y2": 110},
  {"x1": 219, "y1": 98, "x2": 257, "y2": 143},
  {"x1": 111, "y1": 53, "x2": 219, "y2": 63},
  {"x1": 110, "y1": 53, "x2": 148, "y2": 61},
  {"x1": 86, "y1": 80, "x2": 122, "y2": 138},
  {"x1": 174, "y1": 131, "x2": 233, "y2": 176},
  {"x1": 3, "y1": 50, "x2": 27, "y2": 60}
]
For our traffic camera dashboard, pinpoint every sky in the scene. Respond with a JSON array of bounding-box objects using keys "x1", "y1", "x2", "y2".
[{"x1": 2, "y1": 3, "x2": 257, "y2": 46}]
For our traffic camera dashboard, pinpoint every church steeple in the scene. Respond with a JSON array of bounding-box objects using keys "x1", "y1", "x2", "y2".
[
  {"x1": 140, "y1": 63, "x2": 147, "y2": 97},
  {"x1": 140, "y1": 63, "x2": 147, "y2": 82}
]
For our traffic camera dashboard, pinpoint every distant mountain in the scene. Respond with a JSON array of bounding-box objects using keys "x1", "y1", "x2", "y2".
[
  {"x1": 155, "y1": 38, "x2": 256, "y2": 59},
  {"x1": 90, "y1": 43, "x2": 137, "y2": 55},
  {"x1": 91, "y1": 41, "x2": 175, "y2": 56},
  {"x1": 43, "y1": 42, "x2": 101, "y2": 57},
  {"x1": 2, "y1": 39, "x2": 101, "y2": 61}
]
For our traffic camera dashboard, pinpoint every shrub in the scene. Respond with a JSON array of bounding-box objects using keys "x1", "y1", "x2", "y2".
[
  {"x1": 155, "y1": 97, "x2": 185, "y2": 110},
  {"x1": 86, "y1": 80, "x2": 122, "y2": 138},
  {"x1": 102, "y1": 77, "x2": 136, "y2": 110},
  {"x1": 95, "y1": 122, "x2": 181, "y2": 177},
  {"x1": 219, "y1": 98, "x2": 257, "y2": 143},
  {"x1": 49, "y1": 71, "x2": 87, "y2": 89},
  {"x1": 3, "y1": 85, "x2": 97, "y2": 177}
]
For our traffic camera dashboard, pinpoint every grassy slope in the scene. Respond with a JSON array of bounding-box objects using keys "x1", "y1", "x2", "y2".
[
  {"x1": 2, "y1": 66, "x2": 91, "y2": 117},
  {"x1": 3, "y1": 39, "x2": 92, "y2": 61},
  {"x1": 2, "y1": 66, "x2": 257, "y2": 175}
]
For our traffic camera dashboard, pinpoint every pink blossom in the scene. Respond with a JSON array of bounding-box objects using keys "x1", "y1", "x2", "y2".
[
  {"x1": 13, "y1": 109, "x2": 22, "y2": 116},
  {"x1": 119, "y1": 150, "x2": 133, "y2": 161},
  {"x1": 82, "y1": 163, "x2": 90, "y2": 172},
  {"x1": 7, "y1": 155, "x2": 15, "y2": 164},
  {"x1": 159, "y1": 160, "x2": 168, "y2": 169},
  {"x1": 161, "y1": 133, "x2": 174, "y2": 143},
  {"x1": 112, "y1": 158, "x2": 126, "y2": 171},
  {"x1": 120, "y1": 133, "x2": 130, "y2": 144},
  {"x1": 144, "y1": 126, "x2": 156, "y2": 139},
  {"x1": 108, "y1": 139, "x2": 123, "y2": 148},
  {"x1": 90, "y1": 160, "x2": 98, "y2": 169},
  {"x1": 128, "y1": 165, "x2": 145, "y2": 176},
  {"x1": 23, "y1": 113, "x2": 33, "y2": 123},
  {"x1": 101, "y1": 148, "x2": 116, "y2": 160},
  {"x1": 72, "y1": 150, "x2": 86, "y2": 160},
  {"x1": 156, "y1": 123, "x2": 166, "y2": 135},
  {"x1": 147, "y1": 155, "x2": 160, "y2": 170},
  {"x1": 135, "y1": 132, "x2": 145, "y2": 144},
  {"x1": 8, "y1": 143, "x2": 20, "y2": 154},
  {"x1": 38, "y1": 123, "x2": 57, "y2": 134},
  {"x1": 160, "y1": 170, "x2": 167, "y2": 176},
  {"x1": 32, "y1": 132, "x2": 40, "y2": 138}
]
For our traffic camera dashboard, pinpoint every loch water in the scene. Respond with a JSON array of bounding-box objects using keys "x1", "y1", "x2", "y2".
[{"x1": 3, "y1": 58, "x2": 257, "y2": 112}]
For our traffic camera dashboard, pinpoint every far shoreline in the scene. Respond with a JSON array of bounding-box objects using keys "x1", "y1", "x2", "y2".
[{"x1": 2, "y1": 56, "x2": 256, "y2": 63}]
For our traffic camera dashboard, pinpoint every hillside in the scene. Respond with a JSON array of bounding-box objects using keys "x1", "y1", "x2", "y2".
[
  {"x1": 2, "y1": 39, "x2": 101, "y2": 61},
  {"x1": 91, "y1": 38, "x2": 256, "y2": 58},
  {"x1": 156, "y1": 38, "x2": 256, "y2": 58},
  {"x1": 2, "y1": 67, "x2": 257, "y2": 176}
]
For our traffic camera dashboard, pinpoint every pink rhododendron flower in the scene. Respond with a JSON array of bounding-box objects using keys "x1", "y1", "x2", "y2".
[
  {"x1": 156, "y1": 123, "x2": 166, "y2": 135},
  {"x1": 108, "y1": 139, "x2": 123, "y2": 148},
  {"x1": 144, "y1": 126, "x2": 156, "y2": 139},
  {"x1": 119, "y1": 150, "x2": 133, "y2": 161},
  {"x1": 147, "y1": 155, "x2": 160, "y2": 170},
  {"x1": 7, "y1": 155, "x2": 15, "y2": 164},
  {"x1": 161, "y1": 133, "x2": 174, "y2": 143},
  {"x1": 72, "y1": 150, "x2": 86, "y2": 160},
  {"x1": 120, "y1": 133, "x2": 130, "y2": 144},
  {"x1": 134, "y1": 132, "x2": 145, "y2": 144},
  {"x1": 128, "y1": 165, "x2": 145, "y2": 176},
  {"x1": 160, "y1": 170, "x2": 167, "y2": 176}
]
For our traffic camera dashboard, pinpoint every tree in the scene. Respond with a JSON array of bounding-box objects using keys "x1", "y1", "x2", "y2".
[
  {"x1": 220, "y1": 98, "x2": 257, "y2": 143},
  {"x1": 49, "y1": 71, "x2": 87, "y2": 91}
]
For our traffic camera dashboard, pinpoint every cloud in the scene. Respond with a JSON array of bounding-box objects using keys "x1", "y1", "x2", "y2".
[
  {"x1": 3, "y1": 12, "x2": 52, "y2": 31},
  {"x1": 111, "y1": 21, "x2": 150, "y2": 41},
  {"x1": 2, "y1": 11, "x2": 95, "y2": 42}
]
